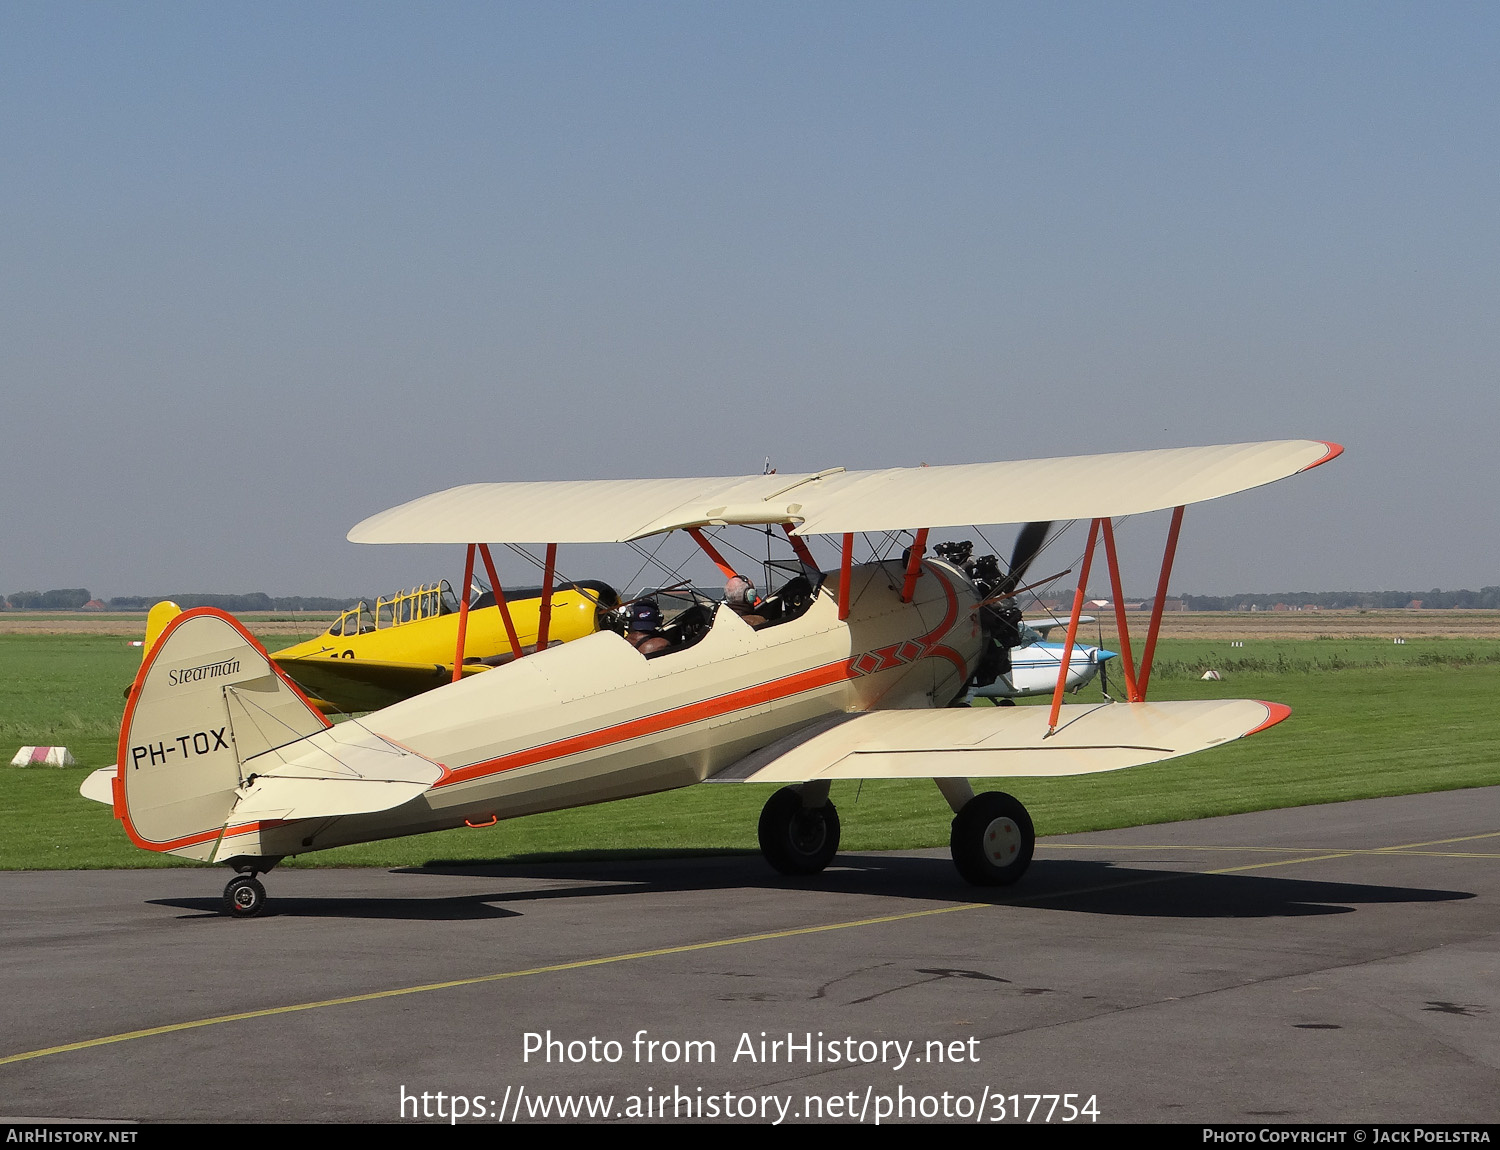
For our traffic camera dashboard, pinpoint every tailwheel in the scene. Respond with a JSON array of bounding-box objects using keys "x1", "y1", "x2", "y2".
[
  {"x1": 758, "y1": 786, "x2": 840, "y2": 876},
  {"x1": 223, "y1": 875, "x2": 268, "y2": 918},
  {"x1": 950, "y1": 791, "x2": 1035, "y2": 886}
]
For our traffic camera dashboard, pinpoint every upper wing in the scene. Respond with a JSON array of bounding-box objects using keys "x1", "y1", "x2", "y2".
[
  {"x1": 347, "y1": 440, "x2": 1340, "y2": 544},
  {"x1": 709, "y1": 699, "x2": 1289, "y2": 783}
]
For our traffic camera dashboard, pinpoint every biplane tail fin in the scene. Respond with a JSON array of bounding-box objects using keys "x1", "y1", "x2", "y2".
[
  {"x1": 140, "y1": 600, "x2": 183, "y2": 662},
  {"x1": 116, "y1": 608, "x2": 331, "y2": 860}
]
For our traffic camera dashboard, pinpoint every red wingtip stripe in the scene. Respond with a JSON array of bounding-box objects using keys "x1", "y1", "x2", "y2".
[
  {"x1": 1300, "y1": 441, "x2": 1343, "y2": 471},
  {"x1": 1245, "y1": 701, "x2": 1293, "y2": 737}
]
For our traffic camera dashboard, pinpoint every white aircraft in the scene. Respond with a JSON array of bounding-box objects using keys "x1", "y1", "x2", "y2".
[
  {"x1": 82, "y1": 439, "x2": 1341, "y2": 916},
  {"x1": 970, "y1": 636, "x2": 1116, "y2": 702}
]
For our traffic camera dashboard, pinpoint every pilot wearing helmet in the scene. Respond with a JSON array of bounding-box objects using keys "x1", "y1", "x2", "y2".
[{"x1": 624, "y1": 599, "x2": 672, "y2": 656}]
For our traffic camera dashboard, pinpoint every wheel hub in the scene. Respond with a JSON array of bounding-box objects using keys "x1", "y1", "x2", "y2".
[
  {"x1": 982, "y1": 817, "x2": 1022, "y2": 865},
  {"x1": 790, "y1": 810, "x2": 827, "y2": 855}
]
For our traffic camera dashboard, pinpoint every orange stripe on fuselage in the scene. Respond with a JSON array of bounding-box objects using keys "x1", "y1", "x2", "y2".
[
  {"x1": 436, "y1": 566, "x2": 976, "y2": 790},
  {"x1": 435, "y1": 657, "x2": 859, "y2": 788}
]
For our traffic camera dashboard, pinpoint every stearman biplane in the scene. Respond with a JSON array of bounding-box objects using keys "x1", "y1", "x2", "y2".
[{"x1": 82, "y1": 439, "x2": 1340, "y2": 916}]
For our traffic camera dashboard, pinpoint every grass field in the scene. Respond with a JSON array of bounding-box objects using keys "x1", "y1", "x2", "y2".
[{"x1": 1, "y1": 625, "x2": 1497, "y2": 870}]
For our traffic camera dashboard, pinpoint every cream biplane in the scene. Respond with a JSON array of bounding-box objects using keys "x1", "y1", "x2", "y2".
[{"x1": 83, "y1": 439, "x2": 1340, "y2": 916}]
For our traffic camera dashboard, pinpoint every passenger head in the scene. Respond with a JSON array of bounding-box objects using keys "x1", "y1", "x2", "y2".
[
  {"x1": 626, "y1": 600, "x2": 663, "y2": 632},
  {"x1": 724, "y1": 575, "x2": 757, "y2": 610}
]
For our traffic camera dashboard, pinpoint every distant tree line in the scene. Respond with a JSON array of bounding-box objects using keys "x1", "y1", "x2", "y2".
[
  {"x1": 1178, "y1": 588, "x2": 1500, "y2": 611},
  {"x1": 104, "y1": 594, "x2": 364, "y2": 612},
  {"x1": 3, "y1": 588, "x2": 92, "y2": 609},
  {"x1": 4, "y1": 589, "x2": 362, "y2": 611}
]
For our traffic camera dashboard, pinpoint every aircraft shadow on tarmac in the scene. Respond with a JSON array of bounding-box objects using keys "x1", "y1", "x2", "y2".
[
  {"x1": 151, "y1": 895, "x2": 525, "y2": 921},
  {"x1": 150, "y1": 852, "x2": 1473, "y2": 921}
]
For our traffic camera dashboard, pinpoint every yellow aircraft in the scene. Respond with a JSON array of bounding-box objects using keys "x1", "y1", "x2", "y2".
[
  {"x1": 140, "y1": 579, "x2": 619, "y2": 714},
  {"x1": 84, "y1": 439, "x2": 1341, "y2": 917}
]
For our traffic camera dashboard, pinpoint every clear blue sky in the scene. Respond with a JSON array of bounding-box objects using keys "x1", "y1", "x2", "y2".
[{"x1": 3, "y1": 2, "x2": 1496, "y2": 598}]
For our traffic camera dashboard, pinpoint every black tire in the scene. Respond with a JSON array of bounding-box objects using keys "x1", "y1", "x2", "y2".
[
  {"x1": 758, "y1": 786, "x2": 840, "y2": 876},
  {"x1": 950, "y1": 791, "x2": 1034, "y2": 886},
  {"x1": 223, "y1": 875, "x2": 267, "y2": 918}
]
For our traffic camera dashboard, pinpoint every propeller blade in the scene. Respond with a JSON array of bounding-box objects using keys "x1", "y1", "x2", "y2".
[{"x1": 1000, "y1": 521, "x2": 1051, "y2": 593}]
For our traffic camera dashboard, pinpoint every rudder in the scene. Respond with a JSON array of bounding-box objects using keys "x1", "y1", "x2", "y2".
[{"x1": 118, "y1": 608, "x2": 330, "y2": 859}]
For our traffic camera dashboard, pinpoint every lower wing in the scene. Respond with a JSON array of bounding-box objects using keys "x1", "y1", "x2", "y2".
[{"x1": 712, "y1": 699, "x2": 1288, "y2": 783}]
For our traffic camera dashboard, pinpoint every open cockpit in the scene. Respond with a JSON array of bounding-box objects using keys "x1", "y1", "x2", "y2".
[{"x1": 608, "y1": 559, "x2": 826, "y2": 660}]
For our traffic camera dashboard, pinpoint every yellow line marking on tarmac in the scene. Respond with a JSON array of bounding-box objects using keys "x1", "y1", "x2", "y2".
[
  {"x1": 1196, "y1": 853, "x2": 1356, "y2": 875},
  {"x1": 1041, "y1": 844, "x2": 1500, "y2": 859},
  {"x1": 0, "y1": 902, "x2": 986, "y2": 1067},
  {"x1": 8, "y1": 828, "x2": 1489, "y2": 1067},
  {"x1": 1375, "y1": 830, "x2": 1500, "y2": 850}
]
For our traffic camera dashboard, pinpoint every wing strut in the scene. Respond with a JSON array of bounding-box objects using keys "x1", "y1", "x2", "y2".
[
  {"x1": 535, "y1": 543, "x2": 558, "y2": 652},
  {"x1": 685, "y1": 527, "x2": 739, "y2": 581},
  {"x1": 1100, "y1": 518, "x2": 1140, "y2": 701},
  {"x1": 781, "y1": 524, "x2": 820, "y2": 572},
  {"x1": 1081, "y1": 504, "x2": 1187, "y2": 704},
  {"x1": 1137, "y1": 504, "x2": 1185, "y2": 697},
  {"x1": 837, "y1": 533, "x2": 854, "y2": 620},
  {"x1": 452, "y1": 543, "x2": 477, "y2": 683},
  {"x1": 478, "y1": 543, "x2": 524, "y2": 662},
  {"x1": 1046, "y1": 518, "x2": 1101, "y2": 733},
  {"x1": 900, "y1": 528, "x2": 929, "y2": 603}
]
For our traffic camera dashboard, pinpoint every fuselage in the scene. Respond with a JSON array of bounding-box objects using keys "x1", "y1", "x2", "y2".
[
  {"x1": 273, "y1": 586, "x2": 601, "y2": 665},
  {"x1": 214, "y1": 559, "x2": 983, "y2": 860}
]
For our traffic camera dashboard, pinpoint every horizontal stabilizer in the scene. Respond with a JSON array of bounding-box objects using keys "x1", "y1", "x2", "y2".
[
  {"x1": 712, "y1": 699, "x2": 1289, "y2": 783},
  {"x1": 223, "y1": 721, "x2": 443, "y2": 827},
  {"x1": 79, "y1": 766, "x2": 116, "y2": 805}
]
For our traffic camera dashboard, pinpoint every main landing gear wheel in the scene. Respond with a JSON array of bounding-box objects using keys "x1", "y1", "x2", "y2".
[
  {"x1": 758, "y1": 786, "x2": 841, "y2": 876},
  {"x1": 223, "y1": 875, "x2": 267, "y2": 918},
  {"x1": 950, "y1": 791, "x2": 1035, "y2": 886}
]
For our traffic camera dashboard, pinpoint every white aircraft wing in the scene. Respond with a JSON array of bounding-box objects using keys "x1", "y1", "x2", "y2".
[
  {"x1": 710, "y1": 699, "x2": 1289, "y2": 783},
  {"x1": 1026, "y1": 615, "x2": 1095, "y2": 636},
  {"x1": 347, "y1": 440, "x2": 1340, "y2": 544}
]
